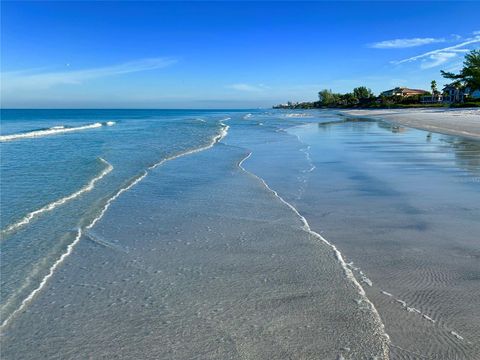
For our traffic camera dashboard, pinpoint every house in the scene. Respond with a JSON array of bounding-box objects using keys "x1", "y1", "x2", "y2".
[
  {"x1": 380, "y1": 87, "x2": 429, "y2": 97},
  {"x1": 443, "y1": 84, "x2": 466, "y2": 103},
  {"x1": 421, "y1": 94, "x2": 443, "y2": 104}
]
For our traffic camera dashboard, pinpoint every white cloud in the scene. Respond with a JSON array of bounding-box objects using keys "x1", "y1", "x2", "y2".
[
  {"x1": 227, "y1": 83, "x2": 269, "y2": 92},
  {"x1": 369, "y1": 37, "x2": 445, "y2": 49},
  {"x1": 420, "y1": 52, "x2": 459, "y2": 69},
  {"x1": 473, "y1": 30, "x2": 480, "y2": 35},
  {"x1": 2, "y1": 57, "x2": 177, "y2": 91},
  {"x1": 393, "y1": 35, "x2": 480, "y2": 66}
]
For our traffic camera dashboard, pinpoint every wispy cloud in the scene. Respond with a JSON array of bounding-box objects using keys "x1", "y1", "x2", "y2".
[
  {"x1": 226, "y1": 83, "x2": 269, "y2": 92},
  {"x1": 420, "y1": 52, "x2": 459, "y2": 69},
  {"x1": 2, "y1": 57, "x2": 177, "y2": 91},
  {"x1": 393, "y1": 35, "x2": 480, "y2": 66},
  {"x1": 369, "y1": 37, "x2": 445, "y2": 49}
]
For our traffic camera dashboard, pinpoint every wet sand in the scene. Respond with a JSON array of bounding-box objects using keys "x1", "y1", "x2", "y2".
[
  {"x1": 1, "y1": 138, "x2": 388, "y2": 359},
  {"x1": 340, "y1": 108, "x2": 480, "y2": 139}
]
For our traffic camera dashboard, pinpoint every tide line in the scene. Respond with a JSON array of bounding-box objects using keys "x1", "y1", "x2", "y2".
[
  {"x1": 1, "y1": 228, "x2": 83, "y2": 329},
  {"x1": 1, "y1": 158, "x2": 113, "y2": 236},
  {"x1": 238, "y1": 151, "x2": 391, "y2": 358},
  {"x1": 0, "y1": 120, "x2": 230, "y2": 330}
]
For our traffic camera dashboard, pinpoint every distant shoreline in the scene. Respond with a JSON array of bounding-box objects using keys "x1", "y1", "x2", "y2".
[{"x1": 339, "y1": 108, "x2": 480, "y2": 140}]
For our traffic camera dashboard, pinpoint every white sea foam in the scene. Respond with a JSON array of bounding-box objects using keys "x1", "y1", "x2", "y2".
[
  {"x1": 0, "y1": 122, "x2": 115, "y2": 142},
  {"x1": 1, "y1": 228, "x2": 83, "y2": 329},
  {"x1": 390, "y1": 294, "x2": 438, "y2": 325},
  {"x1": 0, "y1": 120, "x2": 230, "y2": 330},
  {"x1": 422, "y1": 314, "x2": 435, "y2": 323},
  {"x1": 1, "y1": 158, "x2": 113, "y2": 236},
  {"x1": 361, "y1": 275, "x2": 373, "y2": 287},
  {"x1": 451, "y1": 331, "x2": 464, "y2": 340},
  {"x1": 285, "y1": 113, "x2": 312, "y2": 118},
  {"x1": 392, "y1": 299, "x2": 466, "y2": 343},
  {"x1": 149, "y1": 119, "x2": 230, "y2": 170},
  {"x1": 238, "y1": 152, "x2": 390, "y2": 356}
]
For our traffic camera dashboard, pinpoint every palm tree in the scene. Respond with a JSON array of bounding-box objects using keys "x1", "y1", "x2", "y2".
[{"x1": 431, "y1": 80, "x2": 438, "y2": 102}]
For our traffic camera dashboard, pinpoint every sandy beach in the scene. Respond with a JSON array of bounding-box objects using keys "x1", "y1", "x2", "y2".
[{"x1": 340, "y1": 108, "x2": 480, "y2": 139}]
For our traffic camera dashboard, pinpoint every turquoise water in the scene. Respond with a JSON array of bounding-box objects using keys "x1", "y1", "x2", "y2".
[
  {"x1": 1, "y1": 109, "x2": 479, "y2": 359},
  {"x1": 1, "y1": 109, "x2": 233, "y2": 326}
]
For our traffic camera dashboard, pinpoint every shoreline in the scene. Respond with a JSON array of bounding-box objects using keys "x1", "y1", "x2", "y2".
[{"x1": 338, "y1": 108, "x2": 480, "y2": 140}]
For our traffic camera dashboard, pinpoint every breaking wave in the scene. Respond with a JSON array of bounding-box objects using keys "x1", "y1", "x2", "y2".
[{"x1": 0, "y1": 122, "x2": 116, "y2": 142}]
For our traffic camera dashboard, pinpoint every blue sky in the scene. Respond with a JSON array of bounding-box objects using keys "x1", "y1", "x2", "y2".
[{"x1": 1, "y1": 1, "x2": 479, "y2": 108}]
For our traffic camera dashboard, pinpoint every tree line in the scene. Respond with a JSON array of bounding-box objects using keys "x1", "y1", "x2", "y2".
[{"x1": 274, "y1": 50, "x2": 480, "y2": 109}]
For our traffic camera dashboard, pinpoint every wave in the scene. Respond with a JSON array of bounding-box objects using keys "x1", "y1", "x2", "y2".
[
  {"x1": 148, "y1": 119, "x2": 230, "y2": 170},
  {"x1": 1, "y1": 158, "x2": 113, "y2": 236},
  {"x1": 0, "y1": 120, "x2": 230, "y2": 329},
  {"x1": 284, "y1": 113, "x2": 313, "y2": 118},
  {"x1": 237, "y1": 152, "x2": 391, "y2": 356},
  {"x1": 0, "y1": 122, "x2": 116, "y2": 142}
]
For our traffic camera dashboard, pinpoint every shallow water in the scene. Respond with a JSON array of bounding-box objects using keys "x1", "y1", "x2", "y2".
[
  {"x1": 1, "y1": 109, "x2": 479, "y2": 359},
  {"x1": 235, "y1": 112, "x2": 480, "y2": 359},
  {"x1": 1, "y1": 109, "x2": 232, "y2": 327}
]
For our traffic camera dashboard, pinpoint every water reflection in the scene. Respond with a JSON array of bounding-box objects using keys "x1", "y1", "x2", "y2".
[
  {"x1": 376, "y1": 121, "x2": 407, "y2": 134},
  {"x1": 440, "y1": 137, "x2": 480, "y2": 177},
  {"x1": 316, "y1": 116, "x2": 480, "y2": 180}
]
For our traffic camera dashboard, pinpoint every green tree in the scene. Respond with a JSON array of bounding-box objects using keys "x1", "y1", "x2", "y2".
[
  {"x1": 340, "y1": 93, "x2": 358, "y2": 106},
  {"x1": 352, "y1": 86, "x2": 374, "y2": 100},
  {"x1": 441, "y1": 49, "x2": 480, "y2": 90},
  {"x1": 318, "y1": 89, "x2": 341, "y2": 106}
]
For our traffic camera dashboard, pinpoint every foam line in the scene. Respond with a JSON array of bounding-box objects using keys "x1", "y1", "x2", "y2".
[
  {"x1": 0, "y1": 120, "x2": 230, "y2": 330},
  {"x1": 1, "y1": 228, "x2": 83, "y2": 328},
  {"x1": 2, "y1": 158, "x2": 113, "y2": 235},
  {"x1": 148, "y1": 119, "x2": 230, "y2": 170},
  {"x1": 238, "y1": 152, "x2": 390, "y2": 357},
  {"x1": 0, "y1": 122, "x2": 115, "y2": 142},
  {"x1": 381, "y1": 289, "x2": 467, "y2": 341}
]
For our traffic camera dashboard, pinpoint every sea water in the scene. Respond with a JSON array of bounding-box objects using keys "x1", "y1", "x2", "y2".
[
  {"x1": 1, "y1": 109, "x2": 479, "y2": 359},
  {"x1": 1, "y1": 109, "x2": 232, "y2": 327}
]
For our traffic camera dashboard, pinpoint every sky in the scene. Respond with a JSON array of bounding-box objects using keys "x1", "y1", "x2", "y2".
[{"x1": 1, "y1": 1, "x2": 479, "y2": 109}]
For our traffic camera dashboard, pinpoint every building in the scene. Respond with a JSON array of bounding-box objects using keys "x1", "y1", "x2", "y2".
[
  {"x1": 380, "y1": 87, "x2": 428, "y2": 97},
  {"x1": 443, "y1": 84, "x2": 466, "y2": 103},
  {"x1": 421, "y1": 94, "x2": 444, "y2": 104}
]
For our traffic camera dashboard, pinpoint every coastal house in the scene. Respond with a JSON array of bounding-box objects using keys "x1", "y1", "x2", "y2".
[
  {"x1": 442, "y1": 84, "x2": 466, "y2": 103},
  {"x1": 380, "y1": 87, "x2": 428, "y2": 97},
  {"x1": 421, "y1": 94, "x2": 443, "y2": 104}
]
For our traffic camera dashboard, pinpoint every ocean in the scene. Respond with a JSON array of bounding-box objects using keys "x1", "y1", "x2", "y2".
[{"x1": 1, "y1": 109, "x2": 479, "y2": 359}]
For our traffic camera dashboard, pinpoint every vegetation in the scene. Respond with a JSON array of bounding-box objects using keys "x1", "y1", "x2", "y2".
[
  {"x1": 273, "y1": 50, "x2": 480, "y2": 109},
  {"x1": 441, "y1": 49, "x2": 480, "y2": 90}
]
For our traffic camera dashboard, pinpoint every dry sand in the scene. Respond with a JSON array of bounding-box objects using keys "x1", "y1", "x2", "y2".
[{"x1": 340, "y1": 108, "x2": 480, "y2": 139}]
